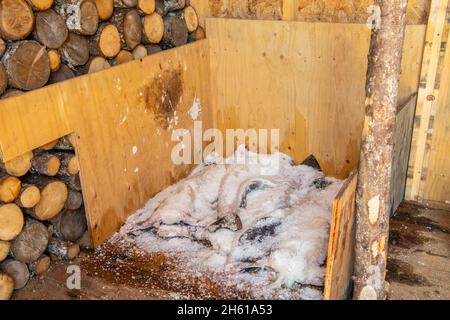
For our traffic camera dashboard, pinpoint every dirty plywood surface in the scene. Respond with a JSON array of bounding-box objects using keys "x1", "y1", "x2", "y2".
[
  {"x1": 387, "y1": 201, "x2": 450, "y2": 300},
  {"x1": 191, "y1": 0, "x2": 430, "y2": 24},
  {"x1": 324, "y1": 171, "x2": 357, "y2": 300},
  {"x1": 207, "y1": 19, "x2": 425, "y2": 179},
  {"x1": 70, "y1": 41, "x2": 213, "y2": 246},
  {"x1": 0, "y1": 40, "x2": 213, "y2": 246}
]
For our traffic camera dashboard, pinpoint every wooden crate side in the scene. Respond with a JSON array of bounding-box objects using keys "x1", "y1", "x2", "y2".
[
  {"x1": 207, "y1": 18, "x2": 425, "y2": 179},
  {"x1": 324, "y1": 171, "x2": 358, "y2": 300},
  {"x1": 391, "y1": 95, "x2": 418, "y2": 213},
  {"x1": 0, "y1": 40, "x2": 213, "y2": 246},
  {"x1": 71, "y1": 41, "x2": 213, "y2": 246}
]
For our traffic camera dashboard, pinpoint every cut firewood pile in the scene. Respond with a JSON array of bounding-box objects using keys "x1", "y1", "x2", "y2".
[
  {"x1": 0, "y1": 0, "x2": 204, "y2": 97},
  {"x1": 106, "y1": 146, "x2": 344, "y2": 299},
  {"x1": 0, "y1": 136, "x2": 89, "y2": 300}
]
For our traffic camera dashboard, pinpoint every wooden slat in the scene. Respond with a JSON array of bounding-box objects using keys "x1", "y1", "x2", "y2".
[
  {"x1": 282, "y1": 0, "x2": 296, "y2": 20},
  {"x1": 410, "y1": 0, "x2": 449, "y2": 201},
  {"x1": 424, "y1": 30, "x2": 450, "y2": 202},
  {"x1": 324, "y1": 171, "x2": 358, "y2": 300},
  {"x1": 189, "y1": 0, "x2": 210, "y2": 28},
  {"x1": 207, "y1": 18, "x2": 425, "y2": 179},
  {"x1": 391, "y1": 95, "x2": 418, "y2": 213}
]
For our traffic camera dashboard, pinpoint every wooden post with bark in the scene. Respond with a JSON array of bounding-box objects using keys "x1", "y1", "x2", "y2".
[{"x1": 353, "y1": 0, "x2": 408, "y2": 300}]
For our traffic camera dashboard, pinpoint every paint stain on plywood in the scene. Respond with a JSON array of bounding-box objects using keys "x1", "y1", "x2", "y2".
[{"x1": 142, "y1": 69, "x2": 184, "y2": 129}]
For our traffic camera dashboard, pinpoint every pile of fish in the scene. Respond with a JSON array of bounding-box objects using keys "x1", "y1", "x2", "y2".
[{"x1": 117, "y1": 146, "x2": 343, "y2": 289}]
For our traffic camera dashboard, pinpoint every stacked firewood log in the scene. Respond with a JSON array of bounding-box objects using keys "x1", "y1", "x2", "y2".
[
  {"x1": 0, "y1": 0, "x2": 204, "y2": 97},
  {"x1": 0, "y1": 135, "x2": 90, "y2": 300}
]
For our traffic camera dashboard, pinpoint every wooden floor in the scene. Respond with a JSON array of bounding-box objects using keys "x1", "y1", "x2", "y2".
[
  {"x1": 11, "y1": 201, "x2": 450, "y2": 300},
  {"x1": 386, "y1": 201, "x2": 450, "y2": 300}
]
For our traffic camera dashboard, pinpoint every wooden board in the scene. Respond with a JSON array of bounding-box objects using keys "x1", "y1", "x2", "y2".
[
  {"x1": 0, "y1": 88, "x2": 72, "y2": 162},
  {"x1": 0, "y1": 40, "x2": 213, "y2": 246},
  {"x1": 324, "y1": 171, "x2": 358, "y2": 300},
  {"x1": 423, "y1": 30, "x2": 450, "y2": 203},
  {"x1": 391, "y1": 95, "x2": 417, "y2": 213},
  {"x1": 207, "y1": 18, "x2": 425, "y2": 179},
  {"x1": 409, "y1": 0, "x2": 449, "y2": 201}
]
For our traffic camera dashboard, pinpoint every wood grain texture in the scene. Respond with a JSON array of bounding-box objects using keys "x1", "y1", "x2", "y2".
[
  {"x1": 423, "y1": 30, "x2": 450, "y2": 203},
  {"x1": 207, "y1": 18, "x2": 425, "y2": 179},
  {"x1": 70, "y1": 40, "x2": 212, "y2": 245},
  {"x1": 324, "y1": 170, "x2": 357, "y2": 300}
]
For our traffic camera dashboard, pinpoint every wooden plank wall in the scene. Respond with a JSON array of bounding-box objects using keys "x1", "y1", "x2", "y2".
[
  {"x1": 207, "y1": 19, "x2": 425, "y2": 179},
  {"x1": 190, "y1": 0, "x2": 430, "y2": 25},
  {"x1": 0, "y1": 40, "x2": 213, "y2": 245},
  {"x1": 423, "y1": 29, "x2": 450, "y2": 203},
  {"x1": 409, "y1": 0, "x2": 448, "y2": 201}
]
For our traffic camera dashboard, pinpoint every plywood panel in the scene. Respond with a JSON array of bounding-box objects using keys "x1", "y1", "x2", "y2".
[
  {"x1": 324, "y1": 171, "x2": 358, "y2": 300},
  {"x1": 424, "y1": 30, "x2": 450, "y2": 203},
  {"x1": 207, "y1": 19, "x2": 425, "y2": 179},
  {"x1": 391, "y1": 95, "x2": 417, "y2": 213},
  {"x1": 0, "y1": 85, "x2": 72, "y2": 162},
  {"x1": 0, "y1": 40, "x2": 213, "y2": 246}
]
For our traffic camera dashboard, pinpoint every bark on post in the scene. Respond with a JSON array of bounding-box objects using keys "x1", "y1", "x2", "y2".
[{"x1": 354, "y1": 0, "x2": 408, "y2": 300}]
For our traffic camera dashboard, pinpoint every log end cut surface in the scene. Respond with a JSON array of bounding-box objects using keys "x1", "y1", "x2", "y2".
[
  {"x1": 0, "y1": 272, "x2": 14, "y2": 300},
  {"x1": 5, "y1": 41, "x2": 50, "y2": 91},
  {"x1": 99, "y1": 24, "x2": 121, "y2": 58},
  {"x1": 34, "y1": 181, "x2": 68, "y2": 221},
  {"x1": 0, "y1": 204, "x2": 24, "y2": 241},
  {"x1": 0, "y1": 0, "x2": 34, "y2": 41},
  {"x1": 19, "y1": 186, "x2": 41, "y2": 209},
  {"x1": 11, "y1": 220, "x2": 49, "y2": 263}
]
